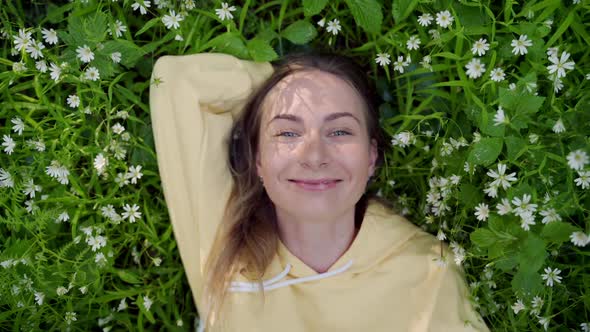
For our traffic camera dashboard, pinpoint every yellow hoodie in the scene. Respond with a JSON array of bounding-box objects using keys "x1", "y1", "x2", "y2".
[{"x1": 149, "y1": 53, "x2": 489, "y2": 332}]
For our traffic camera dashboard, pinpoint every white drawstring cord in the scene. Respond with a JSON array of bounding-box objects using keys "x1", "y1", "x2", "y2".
[{"x1": 228, "y1": 259, "x2": 354, "y2": 293}]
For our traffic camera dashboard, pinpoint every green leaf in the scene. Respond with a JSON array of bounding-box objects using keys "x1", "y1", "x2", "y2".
[
  {"x1": 459, "y1": 183, "x2": 482, "y2": 209},
  {"x1": 512, "y1": 267, "x2": 543, "y2": 295},
  {"x1": 518, "y1": 234, "x2": 547, "y2": 273},
  {"x1": 116, "y1": 270, "x2": 142, "y2": 284},
  {"x1": 541, "y1": 221, "x2": 579, "y2": 244},
  {"x1": 467, "y1": 137, "x2": 503, "y2": 166},
  {"x1": 499, "y1": 87, "x2": 545, "y2": 115},
  {"x1": 303, "y1": 0, "x2": 328, "y2": 16},
  {"x1": 504, "y1": 136, "x2": 526, "y2": 162},
  {"x1": 205, "y1": 32, "x2": 249, "y2": 59},
  {"x1": 391, "y1": 0, "x2": 420, "y2": 24},
  {"x1": 135, "y1": 17, "x2": 161, "y2": 37},
  {"x1": 471, "y1": 229, "x2": 497, "y2": 248},
  {"x1": 343, "y1": 0, "x2": 382, "y2": 34},
  {"x1": 247, "y1": 38, "x2": 278, "y2": 62},
  {"x1": 281, "y1": 20, "x2": 317, "y2": 45}
]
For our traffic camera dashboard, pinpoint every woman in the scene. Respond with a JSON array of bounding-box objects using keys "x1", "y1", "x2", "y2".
[{"x1": 149, "y1": 52, "x2": 488, "y2": 332}]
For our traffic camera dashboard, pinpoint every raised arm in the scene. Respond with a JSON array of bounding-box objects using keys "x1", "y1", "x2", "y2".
[{"x1": 149, "y1": 53, "x2": 273, "y2": 304}]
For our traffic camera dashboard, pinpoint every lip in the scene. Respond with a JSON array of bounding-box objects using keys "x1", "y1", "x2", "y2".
[{"x1": 288, "y1": 179, "x2": 341, "y2": 191}]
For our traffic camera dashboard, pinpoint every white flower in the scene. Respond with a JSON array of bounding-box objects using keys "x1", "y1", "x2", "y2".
[
  {"x1": 547, "y1": 51, "x2": 575, "y2": 79},
  {"x1": 541, "y1": 266, "x2": 562, "y2": 287},
  {"x1": 450, "y1": 242, "x2": 465, "y2": 266},
  {"x1": 417, "y1": 13, "x2": 433, "y2": 26},
  {"x1": 406, "y1": 35, "x2": 421, "y2": 50},
  {"x1": 112, "y1": 123, "x2": 125, "y2": 135},
  {"x1": 131, "y1": 1, "x2": 151, "y2": 15},
  {"x1": 493, "y1": 106, "x2": 508, "y2": 126},
  {"x1": 531, "y1": 295, "x2": 544, "y2": 315},
  {"x1": 35, "y1": 60, "x2": 48, "y2": 73},
  {"x1": 127, "y1": 165, "x2": 143, "y2": 184},
  {"x1": 85, "y1": 66, "x2": 100, "y2": 81},
  {"x1": 552, "y1": 76, "x2": 563, "y2": 94},
  {"x1": 56, "y1": 211, "x2": 70, "y2": 223},
  {"x1": 420, "y1": 55, "x2": 432, "y2": 70},
  {"x1": 570, "y1": 231, "x2": 590, "y2": 247},
  {"x1": 375, "y1": 53, "x2": 391, "y2": 67},
  {"x1": 539, "y1": 208, "x2": 561, "y2": 224},
  {"x1": 435, "y1": 10, "x2": 454, "y2": 28},
  {"x1": 490, "y1": 67, "x2": 506, "y2": 82},
  {"x1": 317, "y1": 18, "x2": 325, "y2": 27},
  {"x1": 574, "y1": 170, "x2": 590, "y2": 190},
  {"x1": 474, "y1": 203, "x2": 490, "y2": 221},
  {"x1": 582, "y1": 323, "x2": 590, "y2": 332},
  {"x1": 23, "y1": 179, "x2": 42, "y2": 199},
  {"x1": 12, "y1": 61, "x2": 26, "y2": 72},
  {"x1": 95, "y1": 252, "x2": 107, "y2": 266},
  {"x1": 543, "y1": 19, "x2": 553, "y2": 29},
  {"x1": 118, "y1": 298, "x2": 128, "y2": 311},
  {"x1": 45, "y1": 160, "x2": 70, "y2": 185},
  {"x1": 79, "y1": 286, "x2": 87, "y2": 294},
  {"x1": 436, "y1": 229, "x2": 446, "y2": 241},
  {"x1": 49, "y1": 62, "x2": 61, "y2": 81},
  {"x1": 143, "y1": 295, "x2": 153, "y2": 311},
  {"x1": 115, "y1": 172, "x2": 130, "y2": 188},
  {"x1": 34, "y1": 291, "x2": 45, "y2": 305},
  {"x1": 215, "y1": 2, "x2": 236, "y2": 21},
  {"x1": 428, "y1": 29, "x2": 441, "y2": 40},
  {"x1": 519, "y1": 211, "x2": 536, "y2": 231},
  {"x1": 465, "y1": 58, "x2": 486, "y2": 79},
  {"x1": 2, "y1": 135, "x2": 16, "y2": 155},
  {"x1": 94, "y1": 153, "x2": 108, "y2": 175},
  {"x1": 508, "y1": 82, "x2": 516, "y2": 90},
  {"x1": 162, "y1": 10, "x2": 183, "y2": 29},
  {"x1": 487, "y1": 163, "x2": 517, "y2": 190},
  {"x1": 67, "y1": 94, "x2": 80, "y2": 108},
  {"x1": 471, "y1": 38, "x2": 489, "y2": 56},
  {"x1": 122, "y1": 203, "x2": 142, "y2": 223},
  {"x1": 512, "y1": 194, "x2": 537, "y2": 217},
  {"x1": 547, "y1": 47, "x2": 559, "y2": 58},
  {"x1": 13, "y1": 28, "x2": 32, "y2": 51},
  {"x1": 56, "y1": 286, "x2": 69, "y2": 296},
  {"x1": 153, "y1": 257, "x2": 162, "y2": 266},
  {"x1": 41, "y1": 28, "x2": 58, "y2": 45},
  {"x1": 111, "y1": 52, "x2": 122, "y2": 63},
  {"x1": 433, "y1": 256, "x2": 447, "y2": 268},
  {"x1": 552, "y1": 118, "x2": 565, "y2": 133},
  {"x1": 511, "y1": 298, "x2": 525, "y2": 314},
  {"x1": 64, "y1": 312, "x2": 77, "y2": 325},
  {"x1": 391, "y1": 131, "x2": 415, "y2": 148},
  {"x1": 76, "y1": 45, "x2": 94, "y2": 63},
  {"x1": 566, "y1": 150, "x2": 588, "y2": 171},
  {"x1": 511, "y1": 35, "x2": 532, "y2": 56},
  {"x1": 11, "y1": 117, "x2": 25, "y2": 135},
  {"x1": 537, "y1": 316, "x2": 550, "y2": 330},
  {"x1": 529, "y1": 133, "x2": 539, "y2": 144},
  {"x1": 110, "y1": 20, "x2": 127, "y2": 38},
  {"x1": 393, "y1": 56, "x2": 409, "y2": 73},
  {"x1": 326, "y1": 19, "x2": 341, "y2": 35},
  {"x1": 0, "y1": 168, "x2": 15, "y2": 188},
  {"x1": 25, "y1": 41, "x2": 45, "y2": 59}
]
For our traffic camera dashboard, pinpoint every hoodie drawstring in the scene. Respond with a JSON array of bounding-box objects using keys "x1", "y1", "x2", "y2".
[{"x1": 228, "y1": 259, "x2": 354, "y2": 293}]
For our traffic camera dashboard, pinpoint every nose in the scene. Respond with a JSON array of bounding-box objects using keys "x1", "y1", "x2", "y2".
[{"x1": 299, "y1": 131, "x2": 330, "y2": 169}]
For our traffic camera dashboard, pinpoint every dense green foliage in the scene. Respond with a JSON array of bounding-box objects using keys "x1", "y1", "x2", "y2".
[{"x1": 1, "y1": 0, "x2": 589, "y2": 330}]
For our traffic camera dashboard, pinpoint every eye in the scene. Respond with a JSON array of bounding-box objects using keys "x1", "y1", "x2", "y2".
[
  {"x1": 276, "y1": 131, "x2": 298, "y2": 137},
  {"x1": 330, "y1": 130, "x2": 351, "y2": 136}
]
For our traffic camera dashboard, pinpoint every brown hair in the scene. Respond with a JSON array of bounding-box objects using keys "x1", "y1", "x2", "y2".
[{"x1": 200, "y1": 51, "x2": 393, "y2": 330}]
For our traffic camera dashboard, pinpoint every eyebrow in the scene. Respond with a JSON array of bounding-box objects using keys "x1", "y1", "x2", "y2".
[{"x1": 268, "y1": 112, "x2": 361, "y2": 126}]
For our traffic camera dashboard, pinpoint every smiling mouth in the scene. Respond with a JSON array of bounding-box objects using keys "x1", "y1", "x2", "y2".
[{"x1": 288, "y1": 179, "x2": 342, "y2": 191}]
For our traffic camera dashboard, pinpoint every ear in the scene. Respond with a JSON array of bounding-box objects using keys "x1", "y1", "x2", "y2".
[{"x1": 368, "y1": 138, "x2": 378, "y2": 177}]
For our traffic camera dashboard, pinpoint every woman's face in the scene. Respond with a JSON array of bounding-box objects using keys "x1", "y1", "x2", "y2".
[{"x1": 256, "y1": 69, "x2": 377, "y2": 222}]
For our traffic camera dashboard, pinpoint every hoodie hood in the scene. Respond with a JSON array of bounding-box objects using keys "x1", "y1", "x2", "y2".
[{"x1": 228, "y1": 199, "x2": 422, "y2": 293}]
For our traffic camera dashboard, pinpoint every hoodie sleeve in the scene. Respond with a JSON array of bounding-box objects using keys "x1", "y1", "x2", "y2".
[
  {"x1": 148, "y1": 53, "x2": 273, "y2": 306},
  {"x1": 428, "y1": 248, "x2": 490, "y2": 332}
]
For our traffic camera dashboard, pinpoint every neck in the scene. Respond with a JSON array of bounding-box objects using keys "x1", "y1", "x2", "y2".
[{"x1": 275, "y1": 208, "x2": 358, "y2": 273}]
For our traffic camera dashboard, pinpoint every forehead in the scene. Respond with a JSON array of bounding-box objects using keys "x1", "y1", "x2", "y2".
[{"x1": 260, "y1": 69, "x2": 366, "y2": 124}]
